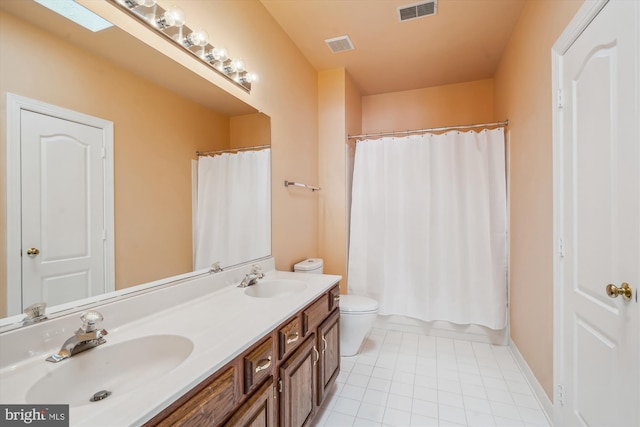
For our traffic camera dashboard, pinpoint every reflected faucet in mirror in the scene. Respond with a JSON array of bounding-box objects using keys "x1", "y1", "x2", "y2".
[
  {"x1": 46, "y1": 311, "x2": 108, "y2": 363},
  {"x1": 22, "y1": 302, "x2": 48, "y2": 326}
]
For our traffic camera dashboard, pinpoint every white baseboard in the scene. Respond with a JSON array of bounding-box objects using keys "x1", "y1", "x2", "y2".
[{"x1": 509, "y1": 339, "x2": 554, "y2": 425}]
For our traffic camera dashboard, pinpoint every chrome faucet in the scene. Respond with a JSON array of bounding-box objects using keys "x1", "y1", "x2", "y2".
[
  {"x1": 238, "y1": 265, "x2": 265, "y2": 287},
  {"x1": 46, "y1": 311, "x2": 108, "y2": 363}
]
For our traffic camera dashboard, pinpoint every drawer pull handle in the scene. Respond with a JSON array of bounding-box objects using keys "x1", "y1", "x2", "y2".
[
  {"x1": 333, "y1": 295, "x2": 340, "y2": 303},
  {"x1": 322, "y1": 336, "x2": 327, "y2": 354},
  {"x1": 286, "y1": 332, "x2": 299, "y2": 345},
  {"x1": 313, "y1": 346, "x2": 319, "y2": 366},
  {"x1": 255, "y1": 356, "x2": 272, "y2": 373}
]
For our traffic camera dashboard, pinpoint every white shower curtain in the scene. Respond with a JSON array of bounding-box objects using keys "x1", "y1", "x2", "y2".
[
  {"x1": 347, "y1": 129, "x2": 507, "y2": 330},
  {"x1": 194, "y1": 149, "x2": 271, "y2": 270}
]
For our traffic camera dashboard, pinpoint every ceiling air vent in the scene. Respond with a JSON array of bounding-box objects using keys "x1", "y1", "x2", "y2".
[
  {"x1": 398, "y1": 1, "x2": 437, "y2": 22},
  {"x1": 325, "y1": 35, "x2": 355, "y2": 53}
]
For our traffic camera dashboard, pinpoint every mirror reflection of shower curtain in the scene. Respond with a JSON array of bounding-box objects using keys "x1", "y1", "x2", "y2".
[
  {"x1": 347, "y1": 129, "x2": 507, "y2": 329},
  {"x1": 194, "y1": 149, "x2": 271, "y2": 270}
]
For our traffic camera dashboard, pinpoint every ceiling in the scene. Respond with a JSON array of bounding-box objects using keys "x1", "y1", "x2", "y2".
[{"x1": 260, "y1": 0, "x2": 526, "y2": 96}]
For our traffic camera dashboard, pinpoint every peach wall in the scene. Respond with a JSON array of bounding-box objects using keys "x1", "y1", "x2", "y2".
[
  {"x1": 318, "y1": 70, "x2": 345, "y2": 282},
  {"x1": 318, "y1": 69, "x2": 362, "y2": 291},
  {"x1": 344, "y1": 72, "x2": 363, "y2": 292},
  {"x1": 0, "y1": 11, "x2": 234, "y2": 317},
  {"x1": 362, "y1": 79, "x2": 496, "y2": 133},
  {"x1": 230, "y1": 113, "x2": 272, "y2": 148},
  {"x1": 493, "y1": 0, "x2": 584, "y2": 399}
]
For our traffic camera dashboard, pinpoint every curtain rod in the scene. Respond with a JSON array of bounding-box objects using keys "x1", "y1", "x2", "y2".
[
  {"x1": 196, "y1": 144, "x2": 270, "y2": 156},
  {"x1": 348, "y1": 120, "x2": 509, "y2": 140}
]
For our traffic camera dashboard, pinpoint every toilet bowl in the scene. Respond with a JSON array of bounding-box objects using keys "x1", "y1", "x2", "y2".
[
  {"x1": 293, "y1": 258, "x2": 379, "y2": 357},
  {"x1": 339, "y1": 295, "x2": 379, "y2": 356}
]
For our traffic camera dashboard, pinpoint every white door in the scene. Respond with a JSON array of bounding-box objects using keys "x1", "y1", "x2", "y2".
[
  {"x1": 8, "y1": 98, "x2": 115, "y2": 313},
  {"x1": 556, "y1": 1, "x2": 639, "y2": 426},
  {"x1": 21, "y1": 111, "x2": 106, "y2": 308}
]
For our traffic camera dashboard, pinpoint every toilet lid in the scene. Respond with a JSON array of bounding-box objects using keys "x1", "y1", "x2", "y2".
[{"x1": 340, "y1": 294, "x2": 379, "y2": 313}]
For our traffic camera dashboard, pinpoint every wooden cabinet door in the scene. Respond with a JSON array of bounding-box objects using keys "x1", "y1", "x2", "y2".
[
  {"x1": 317, "y1": 310, "x2": 340, "y2": 406},
  {"x1": 224, "y1": 378, "x2": 275, "y2": 427},
  {"x1": 278, "y1": 335, "x2": 317, "y2": 427}
]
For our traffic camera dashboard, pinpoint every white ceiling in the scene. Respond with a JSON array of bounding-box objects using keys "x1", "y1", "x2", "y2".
[{"x1": 260, "y1": 0, "x2": 526, "y2": 95}]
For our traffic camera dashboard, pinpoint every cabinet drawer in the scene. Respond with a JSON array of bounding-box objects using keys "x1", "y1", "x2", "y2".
[
  {"x1": 157, "y1": 366, "x2": 238, "y2": 426},
  {"x1": 278, "y1": 316, "x2": 301, "y2": 360},
  {"x1": 302, "y1": 293, "x2": 329, "y2": 336},
  {"x1": 243, "y1": 337, "x2": 274, "y2": 394},
  {"x1": 328, "y1": 285, "x2": 340, "y2": 312}
]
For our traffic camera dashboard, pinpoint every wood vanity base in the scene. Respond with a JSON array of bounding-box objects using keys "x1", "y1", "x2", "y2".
[{"x1": 145, "y1": 284, "x2": 340, "y2": 427}]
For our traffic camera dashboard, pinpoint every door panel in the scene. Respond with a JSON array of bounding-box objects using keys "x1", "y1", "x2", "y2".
[
  {"x1": 317, "y1": 310, "x2": 340, "y2": 406},
  {"x1": 559, "y1": 1, "x2": 639, "y2": 426},
  {"x1": 21, "y1": 110, "x2": 107, "y2": 308},
  {"x1": 279, "y1": 335, "x2": 316, "y2": 427}
]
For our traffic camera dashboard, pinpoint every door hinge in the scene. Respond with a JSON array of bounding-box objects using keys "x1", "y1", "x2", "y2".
[
  {"x1": 557, "y1": 88, "x2": 564, "y2": 109},
  {"x1": 101, "y1": 147, "x2": 106, "y2": 158},
  {"x1": 556, "y1": 384, "x2": 564, "y2": 407},
  {"x1": 102, "y1": 230, "x2": 107, "y2": 241},
  {"x1": 278, "y1": 378, "x2": 282, "y2": 393},
  {"x1": 558, "y1": 238, "x2": 565, "y2": 258},
  {"x1": 273, "y1": 385, "x2": 277, "y2": 400}
]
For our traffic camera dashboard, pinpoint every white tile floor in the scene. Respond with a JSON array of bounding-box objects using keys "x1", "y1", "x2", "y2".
[{"x1": 313, "y1": 324, "x2": 550, "y2": 427}]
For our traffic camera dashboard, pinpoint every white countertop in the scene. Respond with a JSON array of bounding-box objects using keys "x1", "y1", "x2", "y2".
[{"x1": 0, "y1": 264, "x2": 341, "y2": 426}]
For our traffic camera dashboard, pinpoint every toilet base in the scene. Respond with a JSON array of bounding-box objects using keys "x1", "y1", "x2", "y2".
[{"x1": 339, "y1": 311, "x2": 378, "y2": 357}]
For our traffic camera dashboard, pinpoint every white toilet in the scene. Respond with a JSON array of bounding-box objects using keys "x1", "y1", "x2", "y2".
[{"x1": 294, "y1": 258, "x2": 379, "y2": 357}]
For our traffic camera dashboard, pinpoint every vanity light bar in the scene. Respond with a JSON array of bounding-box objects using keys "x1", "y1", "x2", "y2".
[{"x1": 109, "y1": 0, "x2": 253, "y2": 92}]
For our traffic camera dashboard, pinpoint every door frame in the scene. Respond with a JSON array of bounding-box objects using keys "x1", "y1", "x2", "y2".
[
  {"x1": 551, "y1": 0, "x2": 639, "y2": 422},
  {"x1": 5, "y1": 93, "x2": 115, "y2": 316}
]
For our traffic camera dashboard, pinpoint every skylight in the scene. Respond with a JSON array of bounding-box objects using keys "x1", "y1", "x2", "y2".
[{"x1": 34, "y1": 0, "x2": 113, "y2": 32}]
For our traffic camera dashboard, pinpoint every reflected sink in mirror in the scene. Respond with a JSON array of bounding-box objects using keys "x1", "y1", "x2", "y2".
[
  {"x1": 26, "y1": 335, "x2": 193, "y2": 407},
  {"x1": 244, "y1": 280, "x2": 308, "y2": 298}
]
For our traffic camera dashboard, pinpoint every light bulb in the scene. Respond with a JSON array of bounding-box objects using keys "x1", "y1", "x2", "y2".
[
  {"x1": 213, "y1": 47, "x2": 228, "y2": 62},
  {"x1": 223, "y1": 60, "x2": 237, "y2": 74},
  {"x1": 156, "y1": 5, "x2": 185, "y2": 29},
  {"x1": 233, "y1": 59, "x2": 245, "y2": 73},
  {"x1": 236, "y1": 72, "x2": 254, "y2": 84},
  {"x1": 184, "y1": 29, "x2": 209, "y2": 47}
]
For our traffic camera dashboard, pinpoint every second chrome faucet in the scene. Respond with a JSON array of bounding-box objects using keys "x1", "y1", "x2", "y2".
[{"x1": 238, "y1": 265, "x2": 265, "y2": 288}]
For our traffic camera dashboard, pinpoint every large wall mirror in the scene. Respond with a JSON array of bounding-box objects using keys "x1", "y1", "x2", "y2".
[{"x1": 0, "y1": 0, "x2": 271, "y2": 327}]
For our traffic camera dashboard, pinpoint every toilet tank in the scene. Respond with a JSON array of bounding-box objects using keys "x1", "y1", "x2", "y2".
[{"x1": 294, "y1": 258, "x2": 323, "y2": 274}]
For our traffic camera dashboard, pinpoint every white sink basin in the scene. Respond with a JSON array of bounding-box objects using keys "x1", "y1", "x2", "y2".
[
  {"x1": 26, "y1": 334, "x2": 193, "y2": 407},
  {"x1": 244, "y1": 279, "x2": 308, "y2": 298}
]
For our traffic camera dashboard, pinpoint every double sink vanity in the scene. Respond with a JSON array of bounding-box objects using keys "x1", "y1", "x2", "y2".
[{"x1": 0, "y1": 259, "x2": 341, "y2": 426}]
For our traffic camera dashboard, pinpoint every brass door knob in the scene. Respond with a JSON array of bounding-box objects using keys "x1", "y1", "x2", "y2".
[
  {"x1": 26, "y1": 247, "x2": 40, "y2": 256},
  {"x1": 606, "y1": 283, "x2": 632, "y2": 301}
]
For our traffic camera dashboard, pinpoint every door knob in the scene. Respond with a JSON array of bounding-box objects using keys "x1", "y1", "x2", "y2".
[
  {"x1": 605, "y1": 283, "x2": 632, "y2": 301},
  {"x1": 26, "y1": 247, "x2": 40, "y2": 256}
]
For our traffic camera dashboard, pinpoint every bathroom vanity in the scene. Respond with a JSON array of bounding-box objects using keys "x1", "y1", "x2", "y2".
[
  {"x1": 0, "y1": 259, "x2": 341, "y2": 427},
  {"x1": 147, "y1": 282, "x2": 340, "y2": 426}
]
